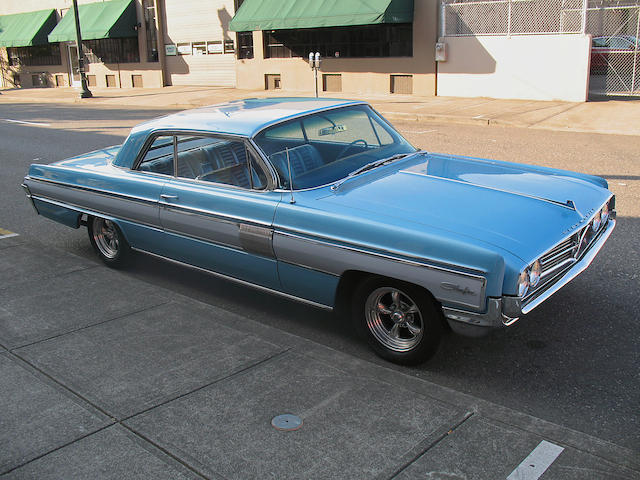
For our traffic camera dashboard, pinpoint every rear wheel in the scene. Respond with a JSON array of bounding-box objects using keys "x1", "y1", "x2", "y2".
[
  {"x1": 88, "y1": 216, "x2": 131, "y2": 268},
  {"x1": 353, "y1": 277, "x2": 442, "y2": 365}
]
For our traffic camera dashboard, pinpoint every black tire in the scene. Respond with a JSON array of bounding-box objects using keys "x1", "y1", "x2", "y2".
[
  {"x1": 352, "y1": 276, "x2": 442, "y2": 365},
  {"x1": 87, "y1": 216, "x2": 131, "y2": 268}
]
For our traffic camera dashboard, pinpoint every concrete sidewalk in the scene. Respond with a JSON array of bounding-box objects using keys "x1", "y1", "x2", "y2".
[
  {"x1": 1, "y1": 85, "x2": 640, "y2": 136},
  {"x1": 0, "y1": 233, "x2": 638, "y2": 479}
]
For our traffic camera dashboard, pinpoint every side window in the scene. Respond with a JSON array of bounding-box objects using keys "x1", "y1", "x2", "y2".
[
  {"x1": 175, "y1": 135, "x2": 267, "y2": 190},
  {"x1": 138, "y1": 135, "x2": 174, "y2": 175}
]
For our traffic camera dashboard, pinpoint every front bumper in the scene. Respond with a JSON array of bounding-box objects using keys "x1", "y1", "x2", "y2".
[{"x1": 443, "y1": 217, "x2": 616, "y2": 337}]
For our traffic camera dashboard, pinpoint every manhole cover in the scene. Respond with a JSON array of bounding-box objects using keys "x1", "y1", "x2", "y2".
[{"x1": 271, "y1": 414, "x2": 303, "y2": 431}]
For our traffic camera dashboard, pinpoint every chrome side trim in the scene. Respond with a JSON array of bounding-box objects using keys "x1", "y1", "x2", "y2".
[
  {"x1": 131, "y1": 247, "x2": 333, "y2": 311},
  {"x1": 275, "y1": 229, "x2": 487, "y2": 277},
  {"x1": 275, "y1": 230, "x2": 487, "y2": 310},
  {"x1": 521, "y1": 218, "x2": 616, "y2": 315},
  {"x1": 160, "y1": 198, "x2": 273, "y2": 228},
  {"x1": 21, "y1": 183, "x2": 39, "y2": 214},
  {"x1": 29, "y1": 194, "x2": 163, "y2": 233},
  {"x1": 25, "y1": 176, "x2": 158, "y2": 206}
]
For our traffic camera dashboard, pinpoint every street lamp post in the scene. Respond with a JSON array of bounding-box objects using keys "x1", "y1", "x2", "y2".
[
  {"x1": 308, "y1": 52, "x2": 321, "y2": 97},
  {"x1": 72, "y1": 0, "x2": 92, "y2": 98}
]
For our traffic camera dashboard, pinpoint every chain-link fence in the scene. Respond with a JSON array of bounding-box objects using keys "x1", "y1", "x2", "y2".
[
  {"x1": 586, "y1": 2, "x2": 640, "y2": 95},
  {"x1": 441, "y1": 0, "x2": 588, "y2": 36},
  {"x1": 440, "y1": 0, "x2": 640, "y2": 96}
]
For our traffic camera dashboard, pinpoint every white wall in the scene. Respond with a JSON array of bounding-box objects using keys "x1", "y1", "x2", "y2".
[{"x1": 437, "y1": 34, "x2": 591, "y2": 102}]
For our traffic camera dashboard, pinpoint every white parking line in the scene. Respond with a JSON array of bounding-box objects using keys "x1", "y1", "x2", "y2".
[
  {"x1": 403, "y1": 129, "x2": 438, "y2": 134},
  {"x1": 3, "y1": 119, "x2": 51, "y2": 127},
  {"x1": 0, "y1": 233, "x2": 19, "y2": 240},
  {"x1": 507, "y1": 441, "x2": 565, "y2": 480}
]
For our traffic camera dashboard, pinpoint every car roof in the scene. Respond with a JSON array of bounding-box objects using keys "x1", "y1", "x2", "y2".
[{"x1": 130, "y1": 97, "x2": 367, "y2": 138}]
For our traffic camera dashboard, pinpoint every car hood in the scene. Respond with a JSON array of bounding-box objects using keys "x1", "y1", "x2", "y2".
[{"x1": 321, "y1": 152, "x2": 611, "y2": 262}]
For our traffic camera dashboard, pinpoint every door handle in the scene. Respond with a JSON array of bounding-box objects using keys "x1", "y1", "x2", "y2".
[{"x1": 160, "y1": 194, "x2": 178, "y2": 200}]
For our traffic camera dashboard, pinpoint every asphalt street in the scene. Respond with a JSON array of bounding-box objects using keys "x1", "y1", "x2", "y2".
[{"x1": 1, "y1": 102, "x2": 638, "y2": 452}]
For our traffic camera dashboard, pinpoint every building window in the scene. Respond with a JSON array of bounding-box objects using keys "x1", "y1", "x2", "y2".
[
  {"x1": 323, "y1": 74, "x2": 342, "y2": 92},
  {"x1": 106, "y1": 74, "x2": 117, "y2": 87},
  {"x1": 224, "y1": 40, "x2": 235, "y2": 54},
  {"x1": 132, "y1": 74, "x2": 143, "y2": 87},
  {"x1": 265, "y1": 74, "x2": 281, "y2": 90},
  {"x1": 86, "y1": 75, "x2": 97, "y2": 87},
  {"x1": 7, "y1": 45, "x2": 62, "y2": 66},
  {"x1": 83, "y1": 38, "x2": 140, "y2": 64},
  {"x1": 143, "y1": 0, "x2": 158, "y2": 62},
  {"x1": 55, "y1": 74, "x2": 65, "y2": 87},
  {"x1": 236, "y1": 32, "x2": 253, "y2": 59},
  {"x1": 263, "y1": 24, "x2": 412, "y2": 59},
  {"x1": 32, "y1": 73, "x2": 49, "y2": 87},
  {"x1": 390, "y1": 75, "x2": 413, "y2": 94}
]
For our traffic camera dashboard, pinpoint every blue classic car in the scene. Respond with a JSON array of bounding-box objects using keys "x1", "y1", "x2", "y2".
[{"x1": 22, "y1": 98, "x2": 615, "y2": 364}]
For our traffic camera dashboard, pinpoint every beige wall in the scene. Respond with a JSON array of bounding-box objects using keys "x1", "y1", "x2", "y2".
[
  {"x1": 161, "y1": 0, "x2": 236, "y2": 86},
  {"x1": 436, "y1": 34, "x2": 592, "y2": 102},
  {"x1": 0, "y1": 0, "x2": 163, "y2": 89},
  {"x1": 236, "y1": 0, "x2": 438, "y2": 96}
]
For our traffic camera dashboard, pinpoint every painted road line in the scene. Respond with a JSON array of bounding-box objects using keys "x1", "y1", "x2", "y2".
[
  {"x1": 3, "y1": 119, "x2": 51, "y2": 127},
  {"x1": 507, "y1": 441, "x2": 564, "y2": 480},
  {"x1": 0, "y1": 228, "x2": 19, "y2": 240}
]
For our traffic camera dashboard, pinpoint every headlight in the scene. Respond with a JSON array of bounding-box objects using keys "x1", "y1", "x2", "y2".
[
  {"x1": 592, "y1": 211, "x2": 601, "y2": 232},
  {"x1": 518, "y1": 269, "x2": 530, "y2": 297},
  {"x1": 600, "y1": 203, "x2": 609, "y2": 225},
  {"x1": 529, "y1": 260, "x2": 542, "y2": 288}
]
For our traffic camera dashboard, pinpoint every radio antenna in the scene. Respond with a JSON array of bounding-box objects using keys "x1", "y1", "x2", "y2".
[{"x1": 286, "y1": 147, "x2": 296, "y2": 204}]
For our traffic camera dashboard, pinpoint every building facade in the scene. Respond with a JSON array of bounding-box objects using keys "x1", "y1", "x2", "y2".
[{"x1": 0, "y1": 0, "x2": 438, "y2": 96}]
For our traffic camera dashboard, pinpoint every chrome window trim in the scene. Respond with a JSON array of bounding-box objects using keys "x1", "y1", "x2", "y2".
[
  {"x1": 275, "y1": 229, "x2": 488, "y2": 281},
  {"x1": 133, "y1": 129, "x2": 277, "y2": 191},
  {"x1": 131, "y1": 246, "x2": 334, "y2": 311},
  {"x1": 250, "y1": 101, "x2": 368, "y2": 139}
]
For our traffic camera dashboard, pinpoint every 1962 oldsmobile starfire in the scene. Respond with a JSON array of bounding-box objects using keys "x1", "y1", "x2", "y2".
[{"x1": 22, "y1": 98, "x2": 616, "y2": 364}]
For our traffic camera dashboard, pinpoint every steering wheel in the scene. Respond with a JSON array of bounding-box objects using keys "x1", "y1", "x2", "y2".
[{"x1": 337, "y1": 139, "x2": 368, "y2": 159}]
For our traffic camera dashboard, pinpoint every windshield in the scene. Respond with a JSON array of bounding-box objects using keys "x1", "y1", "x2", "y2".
[{"x1": 253, "y1": 105, "x2": 416, "y2": 189}]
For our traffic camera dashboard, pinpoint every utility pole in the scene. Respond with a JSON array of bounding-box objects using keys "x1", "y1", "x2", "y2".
[{"x1": 72, "y1": 0, "x2": 92, "y2": 98}]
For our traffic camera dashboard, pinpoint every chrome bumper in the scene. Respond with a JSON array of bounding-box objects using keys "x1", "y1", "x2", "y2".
[{"x1": 444, "y1": 218, "x2": 616, "y2": 336}]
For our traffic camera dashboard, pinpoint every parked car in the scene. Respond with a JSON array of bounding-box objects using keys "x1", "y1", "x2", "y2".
[
  {"x1": 22, "y1": 98, "x2": 616, "y2": 364},
  {"x1": 591, "y1": 35, "x2": 639, "y2": 74}
]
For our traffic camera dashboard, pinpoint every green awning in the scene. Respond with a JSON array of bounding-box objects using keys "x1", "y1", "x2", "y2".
[
  {"x1": 229, "y1": 0, "x2": 414, "y2": 31},
  {"x1": 48, "y1": 0, "x2": 137, "y2": 43},
  {"x1": 0, "y1": 9, "x2": 57, "y2": 47}
]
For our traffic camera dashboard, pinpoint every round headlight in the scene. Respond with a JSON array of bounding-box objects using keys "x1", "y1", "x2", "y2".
[
  {"x1": 600, "y1": 204, "x2": 609, "y2": 225},
  {"x1": 592, "y1": 211, "x2": 601, "y2": 232},
  {"x1": 518, "y1": 270, "x2": 530, "y2": 297},
  {"x1": 529, "y1": 260, "x2": 542, "y2": 288}
]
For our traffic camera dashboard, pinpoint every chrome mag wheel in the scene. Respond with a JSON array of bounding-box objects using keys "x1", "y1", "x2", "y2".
[
  {"x1": 88, "y1": 216, "x2": 130, "y2": 267},
  {"x1": 92, "y1": 217, "x2": 120, "y2": 259},
  {"x1": 364, "y1": 287, "x2": 424, "y2": 352}
]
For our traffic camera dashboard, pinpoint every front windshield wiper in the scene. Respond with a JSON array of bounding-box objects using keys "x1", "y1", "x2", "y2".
[{"x1": 330, "y1": 150, "x2": 425, "y2": 191}]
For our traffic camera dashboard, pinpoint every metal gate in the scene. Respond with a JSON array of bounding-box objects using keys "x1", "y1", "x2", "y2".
[{"x1": 587, "y1": 1, "x2": 640, "y2": 96}]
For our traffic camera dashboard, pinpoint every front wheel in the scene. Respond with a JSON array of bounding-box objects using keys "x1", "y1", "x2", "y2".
[
  {"x1": 88, "y1": 216, "x2": 131, "y2": 268},
  {"x1": 353, "y1": 277, "x2": 442, "y2": 365}
]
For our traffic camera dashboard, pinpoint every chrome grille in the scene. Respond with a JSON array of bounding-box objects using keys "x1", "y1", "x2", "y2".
[{"x1": 539, "y1": 235, "x2": 578, "y2": 278}]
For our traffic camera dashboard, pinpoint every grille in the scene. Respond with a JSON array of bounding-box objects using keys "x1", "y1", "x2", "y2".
[{"x1": 539, "y1": 235, "x2": 578, "y2": 278}]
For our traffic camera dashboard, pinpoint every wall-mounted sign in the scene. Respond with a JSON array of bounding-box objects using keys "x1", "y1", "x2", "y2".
[
  {"x1": 165, "y1": 44, "x2": 177, "y2": 56},
  {"x1": 177, "y1": 43, "x2": 192, "y2": 55},
  {"x1": 207, "y1": 42, "x2": 223, "y2": 54}
]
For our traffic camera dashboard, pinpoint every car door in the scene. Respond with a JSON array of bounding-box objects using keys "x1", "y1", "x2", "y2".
[{"x1": 158, "y1": 133, "x2": 282, "y2": 289}]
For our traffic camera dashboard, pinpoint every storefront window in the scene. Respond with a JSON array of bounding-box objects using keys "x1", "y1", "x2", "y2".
[
  {"x1": 7, "y1": 45, "x2": 62, "y2": 66},
  {"x1": 83, "y1": 38, "x2": 140, "y2": 64},
  {"x1": 236, "y1": 31, "x2": 253, "y2": 59},
  {"x1": 263, "y1": 24, "x2": 412, "y2": 59}
]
